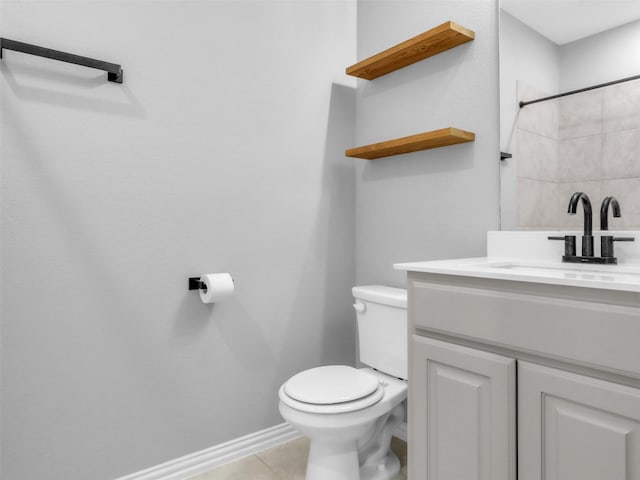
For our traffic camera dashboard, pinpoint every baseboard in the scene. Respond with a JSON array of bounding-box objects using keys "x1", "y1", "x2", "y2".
[
  {"x1": 116, "y1": 423, "x2": 301, "y2": 480},
  {"x1": 117, "y1": 418, "x2": 407, "y2": 480}
]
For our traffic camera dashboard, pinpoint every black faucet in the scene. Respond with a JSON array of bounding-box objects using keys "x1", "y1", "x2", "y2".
[
  {"x1": 549, "y1": 193, "x2": 634, "y2": 264},
  {"x1": 600, "y1": 196, "x2": 634, "y2": 259},
  {"x1": 600, "y1": 196, "x2": 620, "y2": 231},
  {"x1": 568, "y1": 191, "x2": 593, "y2": 256}
]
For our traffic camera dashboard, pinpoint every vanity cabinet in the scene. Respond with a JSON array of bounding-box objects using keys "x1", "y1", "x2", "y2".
[
  {"x1": 407, "y1": 272, "x2": 640, "y2": 480},
  {"x1": 519, "y1": 362, "x2": 640, "y2": 480},
  {"x1": 410, "y1": 335, "x2": 516, "y2": 480}
]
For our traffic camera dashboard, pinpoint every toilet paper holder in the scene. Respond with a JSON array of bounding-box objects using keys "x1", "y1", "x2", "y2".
[{"x1": 188, "y1": 277, "x2": 208, "y2": 292}]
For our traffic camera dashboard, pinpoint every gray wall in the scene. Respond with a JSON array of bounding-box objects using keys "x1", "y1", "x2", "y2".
[
  {"x1": 560, "y1": 19, "x2": 640, "y2": 92},
  {"x1": 355, "y1": 0, "x2": 501, "y2": 286},
  {"x1": 0, "y1": 2, "x2": 356, "y2": 479},
  {"x1": 499, "y1": 10, "x2": 559, "y2": 229}
]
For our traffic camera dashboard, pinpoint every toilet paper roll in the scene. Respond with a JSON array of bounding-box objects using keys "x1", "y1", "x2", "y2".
[{"x1": 199, "y1": 273, "x2": 234, "y2": 304}]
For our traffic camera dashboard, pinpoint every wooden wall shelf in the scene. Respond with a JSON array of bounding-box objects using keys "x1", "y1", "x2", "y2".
[
  {"x1": 346, "y1": 21, "x2": 474, "y2": 80},
  {"x1": 345, "y1": 128, "x2": 475, "y2": 160}
]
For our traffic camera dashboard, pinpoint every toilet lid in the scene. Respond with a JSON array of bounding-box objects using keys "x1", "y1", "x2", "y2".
[
  {"x1": 284, "y1": 365, "x2": 380, "y2": 405},
  {"x1": 279, "y1": 383, "x2": 384, "y2": 414}
]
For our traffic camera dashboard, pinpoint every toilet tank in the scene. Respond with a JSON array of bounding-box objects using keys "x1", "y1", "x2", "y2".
[{"x1": 352, "y1": 285, "x2": 407, "y2": 380}]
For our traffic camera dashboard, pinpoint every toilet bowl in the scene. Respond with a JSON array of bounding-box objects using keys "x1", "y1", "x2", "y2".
[
  {"x1": 279, "y1": 366, "x2": 406, "y2": 480},
  {"x1": 278, "y1": 286, "x2": 408, "y2": 480}
]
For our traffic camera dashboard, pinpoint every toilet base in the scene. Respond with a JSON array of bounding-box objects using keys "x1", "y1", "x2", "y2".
[
  {"x1": 304, "y1": 441, "x2": 401, "y2": 480},
  {"x1": 360, "y1": 451, "x2": 401, "y2": 480},
  {"x1": 306, "y1": 440, "x2": 359, "y2": 480}
]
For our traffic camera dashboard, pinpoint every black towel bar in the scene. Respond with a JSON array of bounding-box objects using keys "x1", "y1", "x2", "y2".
[{"x1": 0, "y1": 38, "x2": 123, "y2": 83}]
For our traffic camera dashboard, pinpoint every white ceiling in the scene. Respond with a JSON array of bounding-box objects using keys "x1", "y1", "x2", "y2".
[{"x1": 501, "y1": 0, "x2": 640, "y2": 44}]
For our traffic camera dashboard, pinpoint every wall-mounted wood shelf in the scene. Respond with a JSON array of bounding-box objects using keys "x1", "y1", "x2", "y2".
[
  {"x1": 346, "y1": 21, "x2": 474, "y2": 80},
  {"x1": 345, "y1": 128, "x2": 475, "y2": 160}
]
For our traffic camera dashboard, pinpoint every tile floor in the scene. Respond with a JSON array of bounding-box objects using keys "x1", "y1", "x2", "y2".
[{"x1": 190, "y1": 436, "x2": 407, "y2": 480}]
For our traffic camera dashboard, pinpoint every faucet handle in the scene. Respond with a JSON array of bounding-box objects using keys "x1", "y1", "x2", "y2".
[
  {"x1": 548, "y1": 235, "x2": 577, "y2": 257},
  {"x1": 601, "y1": 236, "x2": 635, "y2": 258}
]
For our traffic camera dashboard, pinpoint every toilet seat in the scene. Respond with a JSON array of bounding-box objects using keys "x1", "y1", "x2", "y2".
[
  {"x1": 280, "y1": 366, "x2": 384, "y2": 414},
  {"x1": 285, "y1": 365, "x2": 380, "y2": 404}
]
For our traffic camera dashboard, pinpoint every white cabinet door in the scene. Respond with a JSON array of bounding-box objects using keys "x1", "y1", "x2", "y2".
[
  {"x1": 409, "y1": 335, "x2": 516, "y2": 480},
  {"x1": 519, "y1": 361, "x2": 640, "y2": 480}
]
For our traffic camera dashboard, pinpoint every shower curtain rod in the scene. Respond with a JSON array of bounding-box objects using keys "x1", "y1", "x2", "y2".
[
  {"x1": 519, "y1": 72, "x2": 640, "y2": 108},
  {"x1": 0, "y1": 38, "x2": 123, "y2": 84}
]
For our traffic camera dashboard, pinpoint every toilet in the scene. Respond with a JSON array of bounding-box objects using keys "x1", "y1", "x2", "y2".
[{"x1": 278, "y1": 285, "x2": 407, "y2": 480}]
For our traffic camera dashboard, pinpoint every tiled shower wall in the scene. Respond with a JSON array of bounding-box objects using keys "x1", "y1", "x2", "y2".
[{"x1": 516, "y1": 79, "x2": 640, "y2": 230}]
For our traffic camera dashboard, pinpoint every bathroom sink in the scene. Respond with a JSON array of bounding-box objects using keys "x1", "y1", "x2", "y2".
[
  {"x1": 473, "y1": 259, "x2": 640, "y2": 275},
  {"x1": 395, "y1": 231, "x2": 640, "y2": 292},
  {"x1": 396, "y1": 257, "x2": 640, "y2": 293},
  {"x1": 471, "y1": 259, "x2": 640, "y2": 283}
]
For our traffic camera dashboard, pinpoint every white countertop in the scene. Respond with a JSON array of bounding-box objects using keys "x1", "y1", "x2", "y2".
[
  {"x1": 394, "y1": 256, "x2": 640, "y2": 292},
  {"x1": 394, "y1": 231, "x2": 640, "y2": 293}
]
